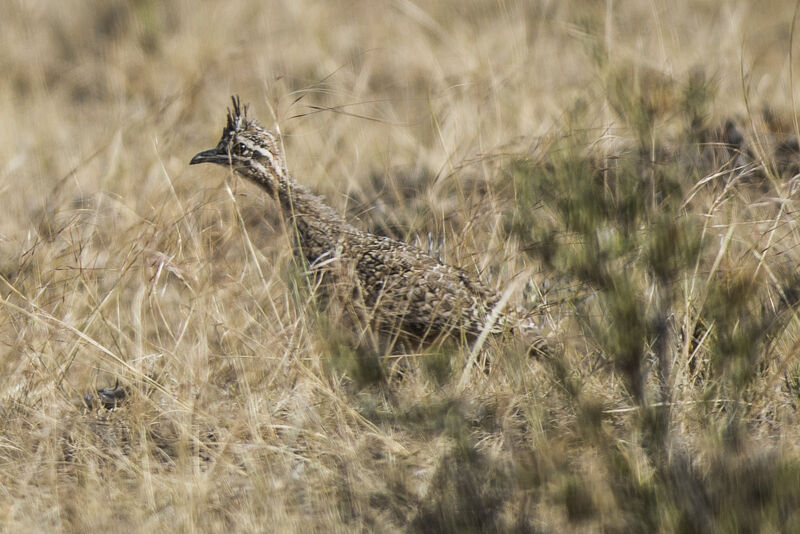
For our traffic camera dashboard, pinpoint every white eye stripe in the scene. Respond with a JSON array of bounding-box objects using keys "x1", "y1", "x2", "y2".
[
  {"x1": 261, "y1": 150, "x2": 274, "y2": 165},
  {"x1": 251, "y1": 146, "x2": 272, "y2": 158},
  {"x1": 249, "y1": 160, "x2": 269, "y2": 176},
  {"x1": 236, "y1": 139, "x2": 274, "y2": 159},
  {"x1": 265, "y1": 151, "x2": 289, "y2": 180},
  {"x1": 231, "y1": 136, "x2": 288, "y2": 180}
]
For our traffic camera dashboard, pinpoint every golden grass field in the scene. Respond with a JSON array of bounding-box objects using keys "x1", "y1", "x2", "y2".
[{"x1": 3, "y1": 0, "x2": 800, "y2": 531}]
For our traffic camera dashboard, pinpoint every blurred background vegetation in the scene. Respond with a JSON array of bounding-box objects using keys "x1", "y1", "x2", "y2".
[{"x1": 2, "y1": 0, "x2": 800, "y2": 531}]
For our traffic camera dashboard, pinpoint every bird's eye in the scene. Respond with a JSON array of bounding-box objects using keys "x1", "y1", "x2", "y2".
[{"x1": 231, "y1": 142, "x2": 252, "y2": 158}]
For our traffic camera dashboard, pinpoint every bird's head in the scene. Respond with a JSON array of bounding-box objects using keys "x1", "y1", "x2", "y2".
[{"x1": 190, "y1": 96, "x2": 286, "y2": 193}]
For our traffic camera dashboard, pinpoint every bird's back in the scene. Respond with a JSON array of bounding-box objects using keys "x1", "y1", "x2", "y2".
[{"x1": 338, "y1": 228, "x2": 505, "y2": 344}]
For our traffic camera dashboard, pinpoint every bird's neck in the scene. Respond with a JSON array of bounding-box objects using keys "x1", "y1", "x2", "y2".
[
  {"x1": 276, "y1": 179, "x2": 345, "y2": 228},
  {"x1": 240, "y1": 163, "x2": 351, "y2": 265},
  {"x1": 277, "y1": 179, "x2": 354, "y2": 266},
  {"x1": 238, "y1": 161, "x2": 344, "y2": 224}
]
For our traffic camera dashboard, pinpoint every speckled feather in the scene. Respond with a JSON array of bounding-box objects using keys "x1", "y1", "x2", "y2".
[{"x1": 191, "y1": 97, "x2": 543, "y2": 348}]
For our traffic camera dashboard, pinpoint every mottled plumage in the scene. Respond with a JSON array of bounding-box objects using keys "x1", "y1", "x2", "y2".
[{"x1": 191, "y1": 97, "x2": 545, "y2": 351}]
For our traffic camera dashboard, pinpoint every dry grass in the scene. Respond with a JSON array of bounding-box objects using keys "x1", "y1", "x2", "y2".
[{"x1": 3, "y1": 1, "x2": 800, "y2": 531}]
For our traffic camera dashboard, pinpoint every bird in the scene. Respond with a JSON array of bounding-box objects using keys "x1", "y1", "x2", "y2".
[{"x1": 190, "y1": 96, "x2": 546, "y2": 354}]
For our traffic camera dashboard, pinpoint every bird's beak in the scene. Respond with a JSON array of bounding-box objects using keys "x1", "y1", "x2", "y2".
[{"x1": 190, "y1": 148, "x2": 224, "y2": 165}]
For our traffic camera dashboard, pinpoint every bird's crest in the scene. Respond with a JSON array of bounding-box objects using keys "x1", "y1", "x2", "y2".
[{"x1": 226, "y1": 95, "x2": 249, "y2": 134}]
